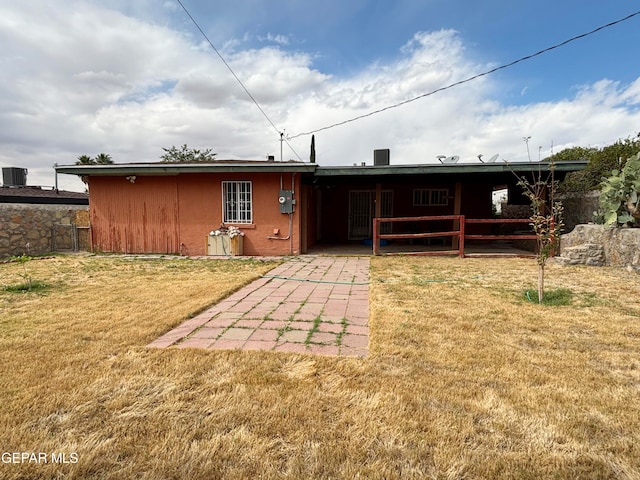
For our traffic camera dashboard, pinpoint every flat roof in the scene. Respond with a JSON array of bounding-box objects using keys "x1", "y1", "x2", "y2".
[
  {"x1": 55, "y1": 161, "x2": 317, "y2": 176},
  {"x1": 56, "y1": 160, "x2": 588, "y2": 177},
  {"x1": 0, "y1": 186, "x2": 88, "y2": 205},
  {"x1": 314, "y1": 160, "x2": 588, "y2": 176}
]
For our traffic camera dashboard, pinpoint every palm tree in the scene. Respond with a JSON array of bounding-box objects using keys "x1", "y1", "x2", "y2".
[
  {"x1": 76, "y1": 155, "x2": 94, "y2": 165},
  {"x1": 94, "y1": 153, "x2": 113, "y2": 164}
]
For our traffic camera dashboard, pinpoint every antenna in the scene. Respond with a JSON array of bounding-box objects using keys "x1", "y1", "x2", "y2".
[
  {"x1": 523, "y1": 136, "x2": 532, "y2": 162},
  {"x1": 442, "y1": 155, "x2": 459, "y2": 164},
  {"x1": 436, "y1": 155, "x2": 446, "y2": 163},
  {"x1": 487, "y1": 153, "x2": 499, "y2": 163},
  {"x1": 280, "y1": 131, "x2": 284, "y2": 162},
  {"x1": 477, "y1": 154, "x2": 484, "y2": 163}
]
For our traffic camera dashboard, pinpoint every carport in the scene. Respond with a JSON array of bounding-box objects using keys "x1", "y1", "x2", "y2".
[{"x1": 304, "y1": 160, "x2": 587, "y2": 256}]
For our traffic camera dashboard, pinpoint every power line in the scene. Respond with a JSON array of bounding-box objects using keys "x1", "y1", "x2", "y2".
[
  {"x1": 289, "y1": 9, "x2": 640, "y2": 140},
  {"x1": 175, "y1": 0, "x2": 302, "y2": 161}
]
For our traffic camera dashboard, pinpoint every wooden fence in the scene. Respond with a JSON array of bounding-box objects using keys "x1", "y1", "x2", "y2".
[{"x1": 372, "y1": 216, "x2": 536, "y2": 257}]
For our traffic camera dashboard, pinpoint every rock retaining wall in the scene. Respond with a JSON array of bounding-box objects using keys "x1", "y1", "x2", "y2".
[
  {"x1": 557, "y1": 224, "x2": 640, "y2": 270},
  {"x1": 503, "y1": 192, "x2": 600, "y2": 234},
  {"x1": 0, "y1": 203, "x2": 89, "y2": 258},
  {"x1": 557, "y1": 191, "x2": 600, "y2": 233}
]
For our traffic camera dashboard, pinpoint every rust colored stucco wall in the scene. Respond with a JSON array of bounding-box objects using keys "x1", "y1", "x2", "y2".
[
  {"x1": 176, "y1": 174, "x2": 216, "y2": 256},
  {"x1": 177, "y1": 172, "x2": 303, "y2": 256},
  {"x1": 89, "y1": 176, "x2": 179, "y2": 253},
  {"x1": 88, "y1": 172, "x2": 303, "y2": 256}
]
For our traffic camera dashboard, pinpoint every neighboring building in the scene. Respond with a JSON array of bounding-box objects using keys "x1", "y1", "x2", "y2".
[
  {"x1": 2, "y1": 165, "x2": 88, "y2": 205},
  {"x1": 0, "y1": 186, "x2": 88, "y2": 205},
  {"x1": 55, "y1": 158, "x2": 587, "y2": 256},
  {"x1": 1, "y1": 167, "x2": 89, "y2": 257}
]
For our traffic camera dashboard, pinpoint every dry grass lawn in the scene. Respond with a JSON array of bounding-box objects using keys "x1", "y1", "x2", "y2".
[{"x1": 1, "y1": 254, "x2": 639, "y2": 479}]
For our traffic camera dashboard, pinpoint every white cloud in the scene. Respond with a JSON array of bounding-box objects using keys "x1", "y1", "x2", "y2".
[
  {"x1": 0, "y1": 2, "x2": 639, "y2": 193},
  {"x1": 229, "y1": 47, "x2": 330, "y2": 104},
  {"x1": 258, "y1": 33, "x2": 290, "y2": 45}
]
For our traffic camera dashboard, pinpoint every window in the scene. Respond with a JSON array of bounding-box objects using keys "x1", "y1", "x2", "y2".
[
  {"x1": 222, "y1": 181, "x2": 252, "y2": 223},
  {"x1": 413, "y1": 188, "x2": 449, "y2": 206}
]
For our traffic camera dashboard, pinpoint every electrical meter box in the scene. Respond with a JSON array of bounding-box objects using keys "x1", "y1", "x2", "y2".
[{"x1": 278, "y1": 190, "x2": 294, "y2": 214}]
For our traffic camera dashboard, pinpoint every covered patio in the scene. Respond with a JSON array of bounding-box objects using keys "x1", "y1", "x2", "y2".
[{"x1": 303, "y1": 160, "x2": 586, "y2": 257}]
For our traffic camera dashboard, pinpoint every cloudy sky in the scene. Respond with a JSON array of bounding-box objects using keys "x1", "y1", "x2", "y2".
[{"x1": 2, "y1": 1, "x2": 640, "y2": 192}]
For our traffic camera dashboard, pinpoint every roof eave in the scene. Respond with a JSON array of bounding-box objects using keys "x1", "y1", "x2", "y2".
[
  {"x1": 55, "y1": 160, "x2": 587, "y2": 177},
  {"x1": 313, "y1": 161, "x2": 588, "y2": 176},
  {"x1": 55, "y1": 163, "x2": 318, "y2": 176}
]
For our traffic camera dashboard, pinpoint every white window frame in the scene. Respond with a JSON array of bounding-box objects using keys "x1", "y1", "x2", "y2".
[
  {"x1": 222, "y1": 181, "x2": 253, "y2": 224},
  {"x1": 413, "y1": 188, "x2": 449, "y2": 206}
]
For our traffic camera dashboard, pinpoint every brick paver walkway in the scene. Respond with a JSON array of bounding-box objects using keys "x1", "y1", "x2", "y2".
[{"x1": 148, "y1": 256, "x2": 370, "y2": 357}]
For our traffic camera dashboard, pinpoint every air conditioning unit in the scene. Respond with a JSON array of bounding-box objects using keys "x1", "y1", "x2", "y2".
[
  {"x1": 2, "y1": 167, "x2": 28, "y2": 186},
  {"x1": 374, "y1": 149, "x2": 390, "y2": 166}
]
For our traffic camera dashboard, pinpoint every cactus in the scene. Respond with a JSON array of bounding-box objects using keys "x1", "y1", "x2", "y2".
[{"x1": 599, "y1": 152, "x2": 640, "y2": 227}]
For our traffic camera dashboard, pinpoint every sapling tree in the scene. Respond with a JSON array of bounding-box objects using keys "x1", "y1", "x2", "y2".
[
  {"x1": 512, "y1": 164, "x2": 564, "y2": 304},
  {"x1": 11, "y1": 254, "x2": 33, "y2": 291}
]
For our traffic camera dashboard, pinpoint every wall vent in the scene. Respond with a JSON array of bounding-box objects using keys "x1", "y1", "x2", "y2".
[
  {"x1": 373, "y1": 149, "x2": 390, "y2": 166},
  {"x1": 2, "y1": 167, "x2": 28, "y2": 187}
]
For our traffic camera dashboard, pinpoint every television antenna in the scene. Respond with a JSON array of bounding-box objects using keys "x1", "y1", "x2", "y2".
[{"x1": 523, "y1": 136, "x2": 532, "y2": 162}]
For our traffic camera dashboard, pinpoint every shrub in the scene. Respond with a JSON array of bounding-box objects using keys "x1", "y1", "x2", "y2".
[{"x1": 599, "y1": 152, "x2": 640, "y2": 227}]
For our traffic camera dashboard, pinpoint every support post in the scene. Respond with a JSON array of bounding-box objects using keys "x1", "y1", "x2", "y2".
[
  {"x1": 373, "y1": 183, "x2": 382, "y2": 255},
  {"x1": 452, "y1": 182, "x2": 462, "y2": 249},
  {"x1": 373, "y1": 218, "x2": 380, "y2": 255},
  {"x1": 458, "y1": 215, "x2": 465, "y2": 257}
]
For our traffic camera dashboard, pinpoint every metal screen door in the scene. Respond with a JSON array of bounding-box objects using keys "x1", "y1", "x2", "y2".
[{"x1": 348, "y1": 190, "x2": 392, "y2": 240}]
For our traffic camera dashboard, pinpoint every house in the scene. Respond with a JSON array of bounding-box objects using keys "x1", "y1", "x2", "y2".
[
  {"x1": 55, "y1": 157, "x2": 587, "y2": 256},
  {"x1": 56, "y1": 161, "x2": 314, "y2": 256}
]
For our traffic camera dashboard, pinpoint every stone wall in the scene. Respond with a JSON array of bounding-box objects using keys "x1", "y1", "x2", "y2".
[
  {"x1": 557, "y1": 191, "x2": 600, "y2": 233},
  {"x1": 504, "y1": 191, "x2": 600, "y2": 235},
  {"x1": 0, "y1": 203, "x2": 89, "y2": 258},
  {"x1": 557, "y1": 224, "x2": 640, "y2": 271},
  {"x1": 500, "y1": 203, "x2": 531, "y2": 219}
]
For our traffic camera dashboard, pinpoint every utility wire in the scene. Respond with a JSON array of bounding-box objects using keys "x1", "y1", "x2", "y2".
[
  {"x1": 289, "y1": 10, "x2": 640, "y2": 140},
  {"x1": 175, "y1": 0, "x2": 302, "y2": 161}
]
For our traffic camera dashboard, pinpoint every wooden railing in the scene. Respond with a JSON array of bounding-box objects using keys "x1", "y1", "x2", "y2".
[
  {"x1": 372, "y1": 216, "x2": 536, "y2": 257},
  {"x1": 373, "y1": 215, "x2": 465, "y2": 256}
]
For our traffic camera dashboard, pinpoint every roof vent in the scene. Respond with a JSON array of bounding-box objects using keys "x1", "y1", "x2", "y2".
[
  {"x1": 267, "y1": 155, "x2": 275, "y2": 162},
  {"x1": 2, "y1": 167, "x2": 28, "y2": 187},
  {"x1": 374, "y1": 149, "x2": 390, "y2": 166}
]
